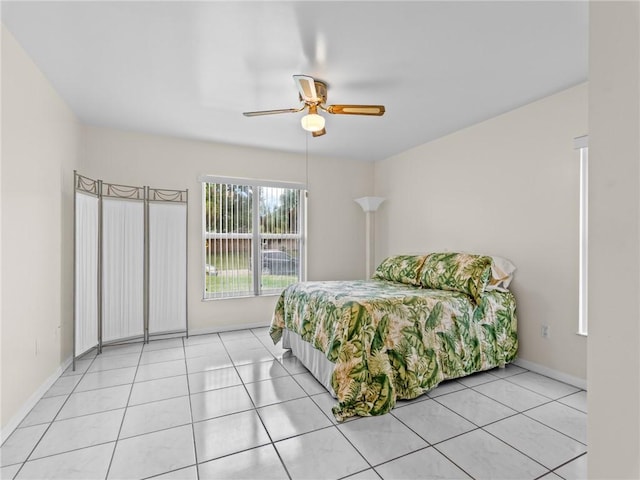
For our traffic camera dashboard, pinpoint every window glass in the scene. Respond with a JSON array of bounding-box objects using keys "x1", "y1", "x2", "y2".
[{"x1": 202, "y1": 180, "x2": 305, "y2": 299}]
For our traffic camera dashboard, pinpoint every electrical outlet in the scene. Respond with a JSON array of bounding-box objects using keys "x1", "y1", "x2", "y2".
[{"x1": 541, "y1": 325, "x2": 550, "y2": 338}]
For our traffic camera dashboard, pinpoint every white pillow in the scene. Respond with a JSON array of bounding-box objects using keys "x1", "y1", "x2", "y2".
[{"x1": 486, "y1": 256, "x2": 516, "y2": 291}]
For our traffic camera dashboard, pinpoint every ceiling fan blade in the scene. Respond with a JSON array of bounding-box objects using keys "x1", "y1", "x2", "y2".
[
  {"x1": 293, "y1": 75, "x2": 320, "y2": 103},
  {"x1": 243, "y1": 107, "x2": 303, "y2": 117},
  {"x1": 312, "y1": 127, "x2": 326, "y2": 137},
  {"x1": 326, "y1": 104, "x2": 386, "y2": 116}
]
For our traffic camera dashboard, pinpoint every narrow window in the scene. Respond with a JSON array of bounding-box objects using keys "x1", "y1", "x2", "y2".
[
  {"x1": 201, "y1": 177, "x2": 305, "y2": 299},
  {"x1": 575, "y1": 136, "x2": 588, "y2": 335}
]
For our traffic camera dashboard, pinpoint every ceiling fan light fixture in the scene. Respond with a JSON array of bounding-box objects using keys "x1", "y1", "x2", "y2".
[
  {"x1": 243, "y1": 75, "x2": 385, "y2": 136},
  {"x1": 301, "y1": 113, "x2": 325, "y2": 132}
]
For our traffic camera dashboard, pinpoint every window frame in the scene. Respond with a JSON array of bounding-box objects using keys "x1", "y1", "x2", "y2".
[{"x1": 200, "y1": 175, "x2": 306, "y2": 300}]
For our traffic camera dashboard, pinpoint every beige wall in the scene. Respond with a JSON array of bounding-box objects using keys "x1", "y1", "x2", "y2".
[
  {"x1": 374, "y1": 83, "x2": 588, "y2": 382},
  {"x1": 80, "y1": 126, "x2": 373, "y2": 332},
  {"x1": 588, "y1": 1, "x2": 640, "y2": 477},
  {"x1": 1, "y1": 27, "x2": 79, "y2": 430}
]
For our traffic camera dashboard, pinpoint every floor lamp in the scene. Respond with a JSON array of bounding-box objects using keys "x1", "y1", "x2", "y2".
[{"x1": 354, "y1": 196, "x2": 385, "y2": 279}]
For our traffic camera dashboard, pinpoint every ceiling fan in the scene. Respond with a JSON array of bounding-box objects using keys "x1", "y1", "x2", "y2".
[{"x1": 243, "y1": 75, "x2": 385, "y2": 137}]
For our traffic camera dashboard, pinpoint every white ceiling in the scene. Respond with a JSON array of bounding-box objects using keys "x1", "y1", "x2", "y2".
[{"x1": 1, "y1": 1, "x2": 588, "y2": 162}]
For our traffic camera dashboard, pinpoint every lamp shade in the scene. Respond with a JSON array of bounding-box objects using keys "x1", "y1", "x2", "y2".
[
  {"x1": 301, "y1": 113, "x2": 325, "y2": 132},
  {"x1": 354, "y1": 196, "x2": 385, "y2": 212}
]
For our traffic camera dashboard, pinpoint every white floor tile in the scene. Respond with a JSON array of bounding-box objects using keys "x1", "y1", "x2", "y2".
[
  {"x1": 15, "y1": 442, "x2": 114, "y2": 480},
  {"x1": 487, "y1": 364, "x2": 527, "y2": 378},
  {"x1": 344, "y1": 469, "x2": 381, "y2": 480},
  {"x1": 139, "y1": 347, "x2": 185, "y2": 366},
  {"x1": 235, "y1": 359, "x2": 289, "y2": 384},
  {"x1": 484, "y1": 414, "x2": 587, "y2": 469},
  {"x1": 193, "y1": 410, "x2": 270, "y2": 463},
  {"x1": 20, "y1": 396, "x2": 67, "y2": 427},
  {"x1": 258, "y1": 397, "x2": 333, "y2": 441},
  {"x1": 198, "y1": 444, "x2": 288, "y2": 480},
  {"x1": 310, "y1": 392, "x2": 346, "y2": 425},
  {"x1": 184, "y1": 342, "x2": 223, "y2": 359},
  {"x1": 540, "y1": 473, "x2": 564, "y2": 479},
  {"x1": 229, "y1": 346, "x2": 275, "y2": 366},
  {"x1": 375, "y1": 447, "x2": 471, "y2": 479},
  {"x1": 100, "y1": 343, "x2": 143, "y2": 357},
  {"x1": 108, "y1": 425, "x2": 195, "y2": 480},
  {"x1": 120, "y1": 396, "x2": 192, "y2": 438},
  {"x1": 434, "y1": 388, "x2": 517, "y2": 426},
  {"x1": 293, "y1": 372, "x2": 328, "y2": 395},
  {"x1": 43, "y1": 375, "x2": 82, "y2": 398},
  {"x1": 185, "y1": 352, "x2": 233, "y2": 373},
  {"x1": 56, "y1": 384, "x2": 130, "y2": 420},
  {"x1": 1, "y1": 463, "x2": 21, "y2": 479},
  {"x1": 278, "y1": 354, "x2": 309, "y2": 375},
  {"x1": 506, "y1": 372, "x2": 580, "y2": 399},
  {"x1": 245, "y1": 376, "x2": 306, "y2": 407},
  {"x1": 143, "y1": 337, "x2": 185, "y2": 352},
  {"x1": 558, "y1": 391, "x2": 587, "y2": 413},
  {"x1": 61, "y1": 359, "x2": 93, "y2": 377},
  {"x1": 153, "y1": 465, "x2": 198, "y2": 479},
  {"x1": 219, "y1": 330, "x2": 255, "y2": 342},
  {"x1": 555, "y1": 453, "x2": 587, "y2": 480},
  {"x1": 392, "y1": 398, "x2": 476, "y2": 444},
  {"x1": 0, "y1": 424, "x2": 49, "y2": 467},
  {"x1": 473, "y1": 378, "x2": 550, "y2": 412},
  {"x1": 222, "y1": 338, "x2": 265, "y2": 355},
  {"x1": 426, "y1": 379, "x2": 465, "y2": 398},
  {"x1": 30, "y1": 409, "x2": 124, "y2": 460},
  {"x1": 263, "y1": 342, "x2": 290, "y2": 360},
  {"x1": 75, "y1": 367, "x2": 136, "y2": 392},
  {"x1": 187, "y1": 367, "x2": 242, "y2": 394},
  {"x1": 88, "y1": 353, "x2": 140, "y2": 373},
  {"x1": 250, "y1": 326, "x2": 270, "y2": 336},
  {"x1": 182, "y1": 333, "x2": 221, "y2": 346},
  {"x1": 437, "y1": 429, "x2": 547, "y2": 479},
  {"x1": 526, "y1": 402, "x2": 587, "y2": 444},
  {"x1": 275, "y1": 427, "x2": 369, "y2": 480},
  {"x1": 338, "y1": 414, "x2": 428, "y2": 466},
  {"x1": 128, "y1": 375, "x2": 189, "y2": 406},
  {"x1": 457, "y1": 371, "x2": 498, "y2": 387},
  {"x1": 135, "y1": 359, "x2": 187, "y2": 382},
  {"x1": 190, "y1": 385, "x2": 254, "y2": 422},
  {"x1": 393, "y1": 394, "x2": 430, "y2": 409}
]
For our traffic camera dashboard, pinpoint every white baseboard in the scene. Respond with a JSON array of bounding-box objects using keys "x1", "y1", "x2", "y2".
[
  {"x1": 1, "y1": 355, "x2": 73, "y2": 443},
  {"x1": 513, "y1": 358, "x2": 587, "y2": 390},
  {"x1": 188, "y1": 322, "x2": 270, "y2": 336}
]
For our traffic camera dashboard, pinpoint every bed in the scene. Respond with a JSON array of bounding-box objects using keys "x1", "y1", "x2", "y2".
[{"x1": 269, "y1": 252, "x2": 518, "y2": 422}]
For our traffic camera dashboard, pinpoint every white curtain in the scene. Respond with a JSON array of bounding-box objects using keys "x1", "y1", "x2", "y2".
[
  {"x1": 101, "y1": 198, "x2": 144, "y2": 342},
  {"x1": 74, "y1": 193, "x2": 99, "y2": 356},
  {"x1": 149, "y1": 202, "x2": 187, "y2": 334}
]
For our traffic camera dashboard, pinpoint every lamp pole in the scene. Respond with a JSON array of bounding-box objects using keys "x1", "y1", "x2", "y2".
[{"x1": 354, "y1": 197, "x2": 385, "y2": 279}]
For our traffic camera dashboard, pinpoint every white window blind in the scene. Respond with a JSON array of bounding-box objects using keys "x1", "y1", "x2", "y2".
[
  {"x1": 574, "y1": 135, "x2": 588, "y2": 336},
  {"x1": 201, "y1": 177, "x2": 305, "y2": 299}
]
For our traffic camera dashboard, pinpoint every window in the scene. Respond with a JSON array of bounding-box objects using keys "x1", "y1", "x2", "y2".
[
  {"x1": 575, "y1": 136, "x2": 588, "y2": 335},
  {"x1": 201, "y1": 176, "x2": 306, "y2": 299}
]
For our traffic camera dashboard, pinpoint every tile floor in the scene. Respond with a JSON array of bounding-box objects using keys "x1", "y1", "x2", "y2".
[{"x1": 0, "y1": 328, "x2": 587, "y2": 480}]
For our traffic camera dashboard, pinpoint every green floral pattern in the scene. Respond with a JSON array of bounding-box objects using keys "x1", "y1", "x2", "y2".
[
  {"x1": 420, "y1": 252, "x2": 493, "y2": 303},
  {"x1": 372, "y1": 255, "x2": 427, "y2": 285},
  {"x1": 270, "y1": 279, "x2": 518, "y2": 421}
]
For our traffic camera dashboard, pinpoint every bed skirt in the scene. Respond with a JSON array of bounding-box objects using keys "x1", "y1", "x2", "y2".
[{"x1": 282, "y1": 329, "x2": 336, "y2": 397}]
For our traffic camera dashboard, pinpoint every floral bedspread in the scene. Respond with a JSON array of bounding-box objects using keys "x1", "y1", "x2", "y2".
[{"x1": 269, "y1": 280, "x2": 518, "y2": 421}]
